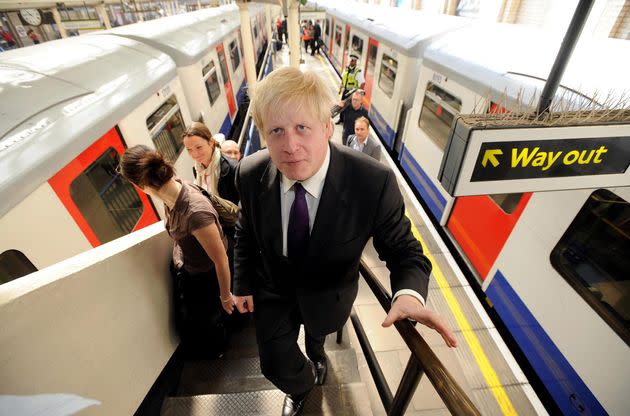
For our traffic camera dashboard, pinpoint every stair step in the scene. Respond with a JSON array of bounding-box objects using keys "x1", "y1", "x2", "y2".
[
  {"x1": 162, "y1": 383, "x2": 374, "y2": 416},
  {"x1": 177, "y1": 347, "x2": 361, "y2": 395},
  {"x1": 223, "y1": 323, "x2": 354, "y2": 360}
]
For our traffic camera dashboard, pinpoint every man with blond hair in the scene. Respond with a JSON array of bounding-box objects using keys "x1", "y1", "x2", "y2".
[{"x1": 233, "y1": 67, "x2": 456, "y2": 416}]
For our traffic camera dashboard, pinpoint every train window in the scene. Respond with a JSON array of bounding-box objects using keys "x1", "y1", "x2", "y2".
[
  {"x1": 230, "y1": 39, "x2": 241, "y2": 72},
  {"x1": 70, "y1": 148, "x2": 144, "y2": 245},
  {"x1": 351, "y1": 35, "x2": 363, "y2": 58},
  {"x1": 218, "y1": 48, "x2": 229, "y2": 85},
  {"x1": 418, "y1": 82, "x2": 462, "y2": 151},
  {"x1": 0, "y1": 250, "x2": 37, "y2": 285},
  {"x1": 551, "y1": 189, "x2": 630, "y2": 346},
  {"x1": 335, "y1": 25, "x2": 342, "y2": 47},
  {"x1": 325, "y1": 18, "x2": 330, "y2": 36},
  {"x1": 146, "y1": 95, "x2": 185, "y2": 163},
  {"x1": 202, "y1": 61, "x2": 221, "y2": 106},
  {"x1": 488, "y1": 193, "x2": 522, "y2": 214},
  {"x1": 378, "y1": 54, "x2": 398, "y2": 98},
  {"x1": 367, "y1": 43, "x2": 377, "y2": 76}
]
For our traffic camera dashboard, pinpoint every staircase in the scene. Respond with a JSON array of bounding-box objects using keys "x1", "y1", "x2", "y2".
[{"x1": 160, "y1": 322, "x2": 374, "y2": 416}]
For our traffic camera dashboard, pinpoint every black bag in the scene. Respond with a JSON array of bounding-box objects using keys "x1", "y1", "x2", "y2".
[{"x1": 171, "y1": 262, "x2": 229, "y2": 359}]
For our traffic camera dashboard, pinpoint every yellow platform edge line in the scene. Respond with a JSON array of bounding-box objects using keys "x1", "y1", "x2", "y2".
[{"x1": 407, "y1": 210, "x2": 517, "y2": 415}]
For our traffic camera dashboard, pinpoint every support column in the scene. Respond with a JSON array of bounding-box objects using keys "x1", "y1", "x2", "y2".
[
  {"x1": 237, "y1": 1, "x2": 257, "y2": 88},
  {"x1": 287, "y1": 0, "x2": 300, "y2": 68},
  {"x1": 51, "y1": 7, "x2": 68, "y2": 38},
  {"x1": 444, "y1": 0, "x2": 458, "y2": 15},
  {"x1": 96, "y1": 3, "x2": 112, "y2": 29}
]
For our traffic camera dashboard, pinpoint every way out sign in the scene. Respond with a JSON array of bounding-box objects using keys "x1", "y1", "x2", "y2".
[{"x1": 438, "y1": 118, "x2": 630, "y2": 196}]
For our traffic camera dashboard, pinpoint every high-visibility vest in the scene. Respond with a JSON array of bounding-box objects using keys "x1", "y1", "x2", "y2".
[{"x1": 341, "y1": 66, "x2": 361, "y2": 90}]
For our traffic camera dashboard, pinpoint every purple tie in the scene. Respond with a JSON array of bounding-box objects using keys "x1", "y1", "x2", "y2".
[{"x1": 287, "y1": 183, "x2": 309, "y2": 259}]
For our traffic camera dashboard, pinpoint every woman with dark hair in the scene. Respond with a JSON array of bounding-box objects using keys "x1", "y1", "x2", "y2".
[
  {"x1": 182, "y1": 122, "x2": 239, "y2": 205},
  {"x1": 119, "y1": 145, "x2": 234, "y2": 319}
]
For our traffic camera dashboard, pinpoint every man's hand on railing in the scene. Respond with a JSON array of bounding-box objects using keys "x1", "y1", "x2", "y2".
[{"x1": 382, "y1": 294, "x2": 458, "y2": 348}]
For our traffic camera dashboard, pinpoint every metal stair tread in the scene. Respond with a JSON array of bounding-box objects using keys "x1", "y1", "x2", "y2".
[
  {"x1": 162, "y1": 382, "x2": 374, "y2": 416},
  {"x1": 177, "y1": 347, "x2": 362, "y2": 396}
]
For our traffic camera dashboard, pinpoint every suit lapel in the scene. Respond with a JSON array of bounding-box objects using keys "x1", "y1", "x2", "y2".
[
  {"x1": 308, "y1": 144, "x2": 349, "y2": 254},
  {"x1": 257, "y1": 160, "x2": 283, "y2": 258}
]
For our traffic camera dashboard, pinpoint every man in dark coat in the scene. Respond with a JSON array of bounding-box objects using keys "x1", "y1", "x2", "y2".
[{"x1": 233, "y1": 67, "x2": 456, "y2": 416}]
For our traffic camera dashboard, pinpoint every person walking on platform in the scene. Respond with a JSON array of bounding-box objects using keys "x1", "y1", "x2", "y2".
[
  {"x1": 347, "y1": 116, "x2": 381, "y2": 161},
  {"x1": 311, "y1": 20, "x2": 321, "y2": 56},
  {"x1": 339, "y1": 54, "x2": 364, "y2": 101},
  {"x1": 337, "y1": 54, "x2": 365, "y2": 125},
  {"x1": 337, "y1": 90, "x2": 369, "y2": 145},
  {"x1": 233, "y1": 67, "x2": 457, "y2": 416},
  {"x1": 119, "y1": 145, "x2": 234, "y2": 356}
]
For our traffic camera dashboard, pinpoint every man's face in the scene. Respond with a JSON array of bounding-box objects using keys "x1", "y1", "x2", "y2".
[
  {"x1": 351, "y1": 93, "x2": 362, "y2": 110},
  {"x1": 354, "y1": 121, "x2": 369, "y2": 142},
  {"x1": 263, "y1": 103, "x2": 332, "y2": 181},
  {"x1": 221, "y1": 142, "x2": 241, "y2": 161},
  {"x1": 349, "y1": 58, "x2": 357, "y2": 67}
]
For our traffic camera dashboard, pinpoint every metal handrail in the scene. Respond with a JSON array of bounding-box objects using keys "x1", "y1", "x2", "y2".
[
  {"x1": 237, "y1": 41, "x2": 274, "y2": 150},
  {"x1": 354, "y1": 260, "x2": 481, "y2": 416}
]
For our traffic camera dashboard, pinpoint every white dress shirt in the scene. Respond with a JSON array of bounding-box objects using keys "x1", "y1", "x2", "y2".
[
  {"x1": 279, "y1": 144, "x2": 425, "y2": 306},
  {"x1": 350, "y1": 136, "x2": 367, "y2": 153}
]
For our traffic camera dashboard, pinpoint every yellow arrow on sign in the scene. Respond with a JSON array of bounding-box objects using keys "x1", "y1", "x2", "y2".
[{"x1": 482, "y1": 149, "x2": 503, "y2": 167}]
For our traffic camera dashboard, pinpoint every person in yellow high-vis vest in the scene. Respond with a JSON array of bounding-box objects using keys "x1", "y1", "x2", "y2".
[{"x1": 337, "y1": 54, "x2": 365, "y2": 124}]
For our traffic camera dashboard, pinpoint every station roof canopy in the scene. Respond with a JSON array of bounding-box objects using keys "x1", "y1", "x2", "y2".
[{"x1": 0, "y1": 34, "x2": 175, "y2": 217}]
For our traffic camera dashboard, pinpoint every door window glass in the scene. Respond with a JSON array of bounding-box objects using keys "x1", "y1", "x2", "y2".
[{"x1": 70, "y1": 148, "x2": 143, "y2": 244}]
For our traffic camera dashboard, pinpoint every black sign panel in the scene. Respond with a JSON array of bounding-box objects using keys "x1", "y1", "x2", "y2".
[{"x1": 471, "y1": 137, "x2": 630, "y2": 182}]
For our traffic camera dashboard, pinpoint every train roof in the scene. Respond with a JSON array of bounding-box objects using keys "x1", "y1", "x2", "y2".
[
  {"x1": 423, "y1": 23, "x2": 630, "y2": 107},
  {"x1": 99, "y1": 4, "x2": 240, "y2": 66},
  {"x1": 0, "y1": 35, "x2": 176, "y2": 217},
  {"x1": 312, "y1": 0, "x2": 467, "y2": 55}
]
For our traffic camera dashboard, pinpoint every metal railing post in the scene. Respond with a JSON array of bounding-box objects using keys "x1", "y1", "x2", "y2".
[{"x1": 388, "y1": 356, "x2": 424, "y2": 416}]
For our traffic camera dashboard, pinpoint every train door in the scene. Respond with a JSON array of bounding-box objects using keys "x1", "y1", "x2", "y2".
[
  {"x1": 363, "y1": 38, "x2": 378, "y2": 109},
  {"x1": 48, "y1": 128, "x2": 159, "y2": 248},
  {"x1": 342, "y1": 24, "x2": 350, "y2": 71},
  {"x1": 328, "y1": 17, "x2": 335, "y2": 55},
  {"x1": 217, "y1": 43, "x2": 236, "y2": 119},
  {"x1": 446, "y1": 102, "x2": 533, "y2": 281}
]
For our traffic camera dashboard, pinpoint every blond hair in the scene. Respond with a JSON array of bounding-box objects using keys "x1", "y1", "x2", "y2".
[
  {"x1": 354, "y1": 116, "x2": 369, "y2": 128},
  {"x1": 250, "y1": 67, "x2": 334, "y2": 133}
]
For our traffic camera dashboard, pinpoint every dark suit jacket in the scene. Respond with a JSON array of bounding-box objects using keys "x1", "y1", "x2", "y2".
[
  {"x1": 347, "y1": 135, "x2": 381, "y2": 161},
  {"x1": 234, "y1": 143, "x2": 431, "y2": 337}
]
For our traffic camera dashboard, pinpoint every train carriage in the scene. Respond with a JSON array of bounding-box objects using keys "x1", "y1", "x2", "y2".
[
  {"x1": 0, "y1": 35, "x2": 188, "y2": 279},
  {"x1": 399, "y1": 23, "x2": 630, "y2": 415},
  {"x1": 317, "y1": 2, "x2": 466, "y2": 152}
]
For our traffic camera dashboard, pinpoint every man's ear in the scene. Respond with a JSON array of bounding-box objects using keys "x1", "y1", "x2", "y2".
[{"x1": 325, "y1": 118, "x2": 333, "y2": 140}]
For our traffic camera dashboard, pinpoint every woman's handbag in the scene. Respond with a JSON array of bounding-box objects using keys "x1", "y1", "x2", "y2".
[{"x1": 193, "y1": 185, "x2": 240, "y2": 227}]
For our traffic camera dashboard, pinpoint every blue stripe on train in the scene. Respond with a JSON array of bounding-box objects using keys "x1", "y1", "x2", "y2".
[
  {"x1": 369, "y1": 106, "x2": 395, "y2": 149},
  {"x1": 236, "y1": 81, "x2": 247, "y2": 106},
  {"x1": 219, "y1": 113, "x2": 232, "y2": 136},
  {"x1": 399, "y1": 146, "x2": 446, "y2": 220},
  {"x1": 486, "y1": 271, "x2": 607, "y2": 416}
]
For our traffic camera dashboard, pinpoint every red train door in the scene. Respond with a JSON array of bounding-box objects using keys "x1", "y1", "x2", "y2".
[
  {"x1": 342, "y1": 24, "x2": 350, "y2": 71},
  {"x1": 363, "y1": 38, "x2": 378, "y2": 110},
  {"x1": 446, "y1": 102, "x2": 532, "y2": 280},
  {"x1": 217, "y1": 43, "x2": 236, "y2": 118},
  {"x1": 48, "y1": 128, "x2": 159, "y2": 247}
]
